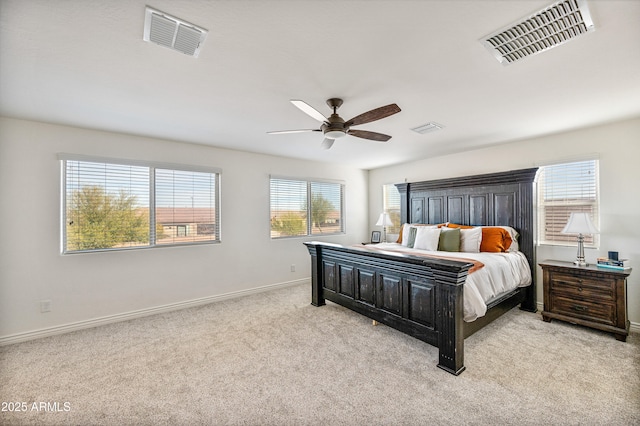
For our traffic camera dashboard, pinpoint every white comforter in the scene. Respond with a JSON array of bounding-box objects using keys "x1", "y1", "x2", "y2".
[{"x1": 372, "y1": 243, "x2": 532, "y2": 322}]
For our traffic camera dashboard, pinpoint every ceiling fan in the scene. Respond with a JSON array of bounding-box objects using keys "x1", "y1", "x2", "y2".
[{"x1": 267, "y1": 98, "x2": 401, "y2": 150}]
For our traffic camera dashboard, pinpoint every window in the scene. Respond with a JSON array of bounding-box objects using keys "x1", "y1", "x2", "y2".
[
  {"x1": 382, "y1": 183, "x2": 401, "y2": 235},
  {"x1": 537, "y1": 159, "x2": 599, "y2": 246},
  {"x1": 270, "y1": 177, "x2": 344, "y2": 238},
  {"x1": 61, "y1": 155, "x2": 220, "y2": 253}
]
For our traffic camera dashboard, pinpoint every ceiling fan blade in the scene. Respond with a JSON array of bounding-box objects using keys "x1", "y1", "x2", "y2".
[
  {"x1": 345, "y1": 103, "x2": 401, "y2": 127},
  {"x1": 321, "y1": 138, "x2": 335, "y2": 150},
  {"x1": 267, "y1": 129, "x2": 321, "y2": 135},
  {"x1": 290, "y1": 100, "x2": 327, "y2": 123},
  {"x1": 348, "y1": 129, "x2": 392, "y2": 142}
]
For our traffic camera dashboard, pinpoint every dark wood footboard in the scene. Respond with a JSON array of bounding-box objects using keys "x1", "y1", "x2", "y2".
[{"x1": 305, "y1": 241, "x2": 474, "y2": 375}]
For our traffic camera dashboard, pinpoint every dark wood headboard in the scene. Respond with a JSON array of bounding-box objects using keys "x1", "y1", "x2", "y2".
[{"x1": 395, "y1": 167, "x2": 539, "y2": 310}]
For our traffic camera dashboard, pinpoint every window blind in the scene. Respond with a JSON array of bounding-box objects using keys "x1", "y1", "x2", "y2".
[
  {"x1": 382, "y1": 183, "x2": 401, "y2": 234},
  {"x1": 270, "y1": 177, "x2": 344, "y2": 238},
  {"x1": 61, "y1": 156, "x2": 220, "y2": 253},
  {"x1": 310, "y1": 181, "x2": 344, "y2": 236},
  {"x1": 270, "y1": 178, "x2": 308, "y2": 238},
  {"x1": 537, "y1": 159, "x2": 599, "y2": 246},
  {"x1": 155, "y1": 169, "x2": 219, "y2": 245},
  {"x1": 65, "y1": 160, "x2": 150, "y2": 251}
]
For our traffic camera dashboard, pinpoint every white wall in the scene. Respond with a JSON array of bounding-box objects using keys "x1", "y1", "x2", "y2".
[
  {"x1": 0, "y1": 117, "x2": 369, "y2": 340},
  {"x1": 368, "y1": 117, "x2": 640, "y2": 328}
]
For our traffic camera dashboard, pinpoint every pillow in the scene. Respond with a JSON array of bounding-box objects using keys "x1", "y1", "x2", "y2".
[
  {"x1": 498, "y1": 226, "x2": 520, "y2": 252},
  {"x1": 438, "y1": 227, "x2": 460, "y2": 252},
  {"x1": 460, "y1": 227, "x2": 482, "y2": 253},
  {"x1": 413, "y1": 227, "x2": 441, "y2": 251},
  {"x1": 479, "y1": 227, "x2": 512, "y2": 252},
  {"x1": 406, "y1": 226, "x2": 418, "y2": 248},
  {"x1": 398, "y1": 223, "x2": 436, "y2": 245},
  {"x1": 397, "y1": 223, "x2": 408, "y2": 244},
  {"x1": 446, "y1": 223, "x2": 473, "y2": 229}
]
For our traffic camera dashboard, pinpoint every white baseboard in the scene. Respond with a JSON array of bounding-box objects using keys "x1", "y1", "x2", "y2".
[
  {"x1": 535, "y1": 301, "x2": 639, "y2": 334},
  {"x1": 0, "y1": 278, "x2": 310, "y2": 346}
]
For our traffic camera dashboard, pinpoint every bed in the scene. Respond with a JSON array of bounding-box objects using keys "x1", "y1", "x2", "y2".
[{"x1": 304, "y1": 168, "x2": 538, "y2": 375}]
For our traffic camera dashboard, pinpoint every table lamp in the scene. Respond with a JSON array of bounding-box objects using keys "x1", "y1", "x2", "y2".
[
  {"x1": 561, "y1": 212, "x2": 599, "y2": 266},
  {"x1": 375, "y1": 212, "x2": 393, "y2": 243}
]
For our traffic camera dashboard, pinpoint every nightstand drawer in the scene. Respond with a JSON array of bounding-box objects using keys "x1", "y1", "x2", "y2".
[
  {"x1": 549, "y1": 272, "x2": 615, "y2": 301},
  {"x1": 551, "y1": 295, "x2": 615, "y2": 325}
]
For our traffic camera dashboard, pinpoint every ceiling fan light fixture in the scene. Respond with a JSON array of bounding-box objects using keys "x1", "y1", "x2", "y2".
[{"x1": 325, "y1": 130, "x2": 346, "y2": 139}]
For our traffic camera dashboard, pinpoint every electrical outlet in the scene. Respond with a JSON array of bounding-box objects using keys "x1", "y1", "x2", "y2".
[
  {"x1": 40, "y1": 300, "x2": 51, "y2": 313},
  {"x1": 290, "y1": 264, "x2": 296, "y2": 272}
]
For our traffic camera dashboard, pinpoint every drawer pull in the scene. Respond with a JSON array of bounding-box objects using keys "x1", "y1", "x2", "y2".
[{"x1": 572, "y1": 305, "x2": 588, "y2": 312}]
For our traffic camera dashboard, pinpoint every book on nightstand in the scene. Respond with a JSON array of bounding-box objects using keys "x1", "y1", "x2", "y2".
[{"x1": 596, "y1": 257, "x2": 630, "y2": 271}]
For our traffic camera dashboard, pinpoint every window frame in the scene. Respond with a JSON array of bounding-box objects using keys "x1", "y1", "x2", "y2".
[
  {"x1": 536, "y1": 159, "x2": 599, "y2": 248},
  {"x1": 269, "y1": 176, "x2": 345, "y2": 239},
  {"x1": 59, "y1": 154, "x2": 221, "y2": 254}
]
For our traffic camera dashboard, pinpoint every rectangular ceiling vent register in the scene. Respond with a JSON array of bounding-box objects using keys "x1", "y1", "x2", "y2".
[
  {"x1": 143, "y1": 7, "x2": 208, "y2": 58},
  {"x1": 411, "y1": 122, "x2": 444, "y2": 134},
  {"x1": 481, "y1": 0, "x2": 594, "y2": 65}
]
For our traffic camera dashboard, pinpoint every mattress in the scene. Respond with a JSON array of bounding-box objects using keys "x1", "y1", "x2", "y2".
[{"x1": 364, "y1": 243, "x2": 532, "y2": 322}]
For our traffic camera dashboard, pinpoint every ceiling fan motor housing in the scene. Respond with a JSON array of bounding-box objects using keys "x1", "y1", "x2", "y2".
[{"x1": 322, "y1": 114, "x2": 347, "y2": 139}]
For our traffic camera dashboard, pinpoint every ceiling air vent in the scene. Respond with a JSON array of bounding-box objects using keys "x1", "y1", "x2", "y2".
[
  {"x1": 481, "y1": 0, "x2": 595, "y2": 65},
  {"x1": 411, "y1": 122, "x2": 444, "y2": 134},
  {"x1": 143, "y1": 7, "x2": 208, "y2": 58}
]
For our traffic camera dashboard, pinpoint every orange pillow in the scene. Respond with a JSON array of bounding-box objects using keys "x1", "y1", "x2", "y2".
[
  {"x1": 480, "y1": 227, "x2": 513, "y2": 252},
  {"x1": 447, "y1": 223, "x2": 474, "y2": 229}
]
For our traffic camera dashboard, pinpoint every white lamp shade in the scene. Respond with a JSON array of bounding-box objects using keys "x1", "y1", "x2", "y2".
[
  {"x1": 376, "y1": 212, "x2": 393, "y2": 226},
  {"x1": 561, "y1": 212, "x2": 599, "y2": 234}
]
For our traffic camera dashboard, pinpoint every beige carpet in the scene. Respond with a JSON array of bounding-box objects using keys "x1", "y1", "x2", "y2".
[{"x1": 1, "y1": 282, "x2": 638, "y2": 425}]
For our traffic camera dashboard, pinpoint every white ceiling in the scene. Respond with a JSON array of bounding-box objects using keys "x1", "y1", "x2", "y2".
[{"x1": 1, "y1": 0, "x2": 639, "y2": 170}]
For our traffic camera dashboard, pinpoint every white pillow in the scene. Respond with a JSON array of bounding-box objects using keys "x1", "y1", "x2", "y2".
[
  {"x1": 460, "y1": 227, "x2": 482, "y2": 253},
  {"x1": 401, "y1": 224, "x2": 412, "y2": 246},
  {"x1": 401, "y1": 224, "x2": 435, "y2": 246},
  {"x1": 413, "y1": 227, "x2": 441, "y2": 251}
]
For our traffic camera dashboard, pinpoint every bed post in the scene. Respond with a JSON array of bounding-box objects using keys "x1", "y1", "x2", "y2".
[
  {"x1": 396, "y1": 183, "x2": 409, "y2": 225},
  {"x1": 304, "y1": 242, "x2": 325, "y2": 307},
  {"x1": 517, "y1": 177, "x2": 538, "y2": 312},
  {"x1": 433, "y1": 265, "x2": 469, "y2": 375}
]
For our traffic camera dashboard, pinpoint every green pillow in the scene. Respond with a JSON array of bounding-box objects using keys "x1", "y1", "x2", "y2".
[
  {"x1": 407, "y1": 227, "x2": 418, "y2": 248},
  {"x1": 438, "y1": 227, "x2": 460, "y2": 252}
]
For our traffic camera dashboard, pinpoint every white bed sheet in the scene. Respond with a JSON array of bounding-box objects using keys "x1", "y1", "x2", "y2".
[{"x1": 372, "y1": 243, "x2": 532, "y2": 322}]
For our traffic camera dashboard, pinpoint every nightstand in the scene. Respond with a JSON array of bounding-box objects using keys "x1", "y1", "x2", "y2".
[{"x1": 539, "y1": 260, "x2": 631, "y2": 342}]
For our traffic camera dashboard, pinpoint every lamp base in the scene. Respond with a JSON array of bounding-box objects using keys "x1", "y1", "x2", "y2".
[{"x1": 574, "y1": 234, "x2": 588, "y2": 267}]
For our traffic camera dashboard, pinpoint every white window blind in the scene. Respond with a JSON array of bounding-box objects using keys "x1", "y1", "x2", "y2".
[
  {"x1": 65, "y1": 160, "x2": 151, "y2": 251},
  {"x1": 270, "y1": 178, "x2": 308, "y2": 238},
  {"x1": 537, "y1": 159, "x2": 599, "y2": 246},
  {"x1": 270, "y1": 177, "x2": 344, "y2": 238},
  {"x1": 310, "y1": 181, "x2": 344, "y2": 236},
  {"x1": 382, "y1": 183, "x2": 401, "y2": 234},
  {"x1": 155, "y1": 169, "x2": 219, "y2": 245},
  {"x1": 61, "y1": 156, "x2": 220, "y2": 253}
]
